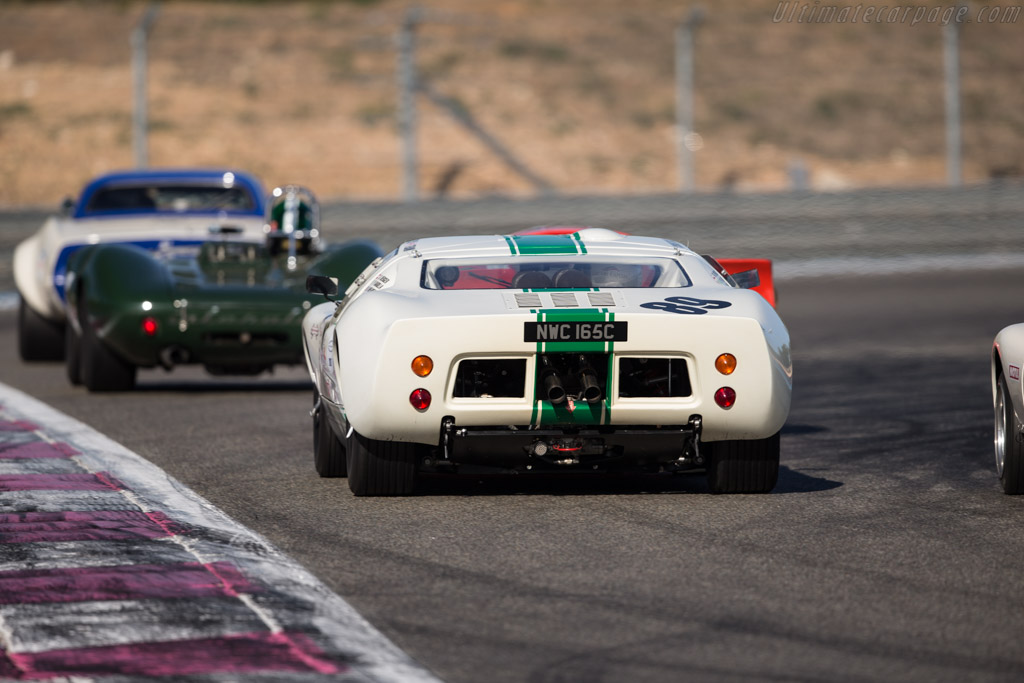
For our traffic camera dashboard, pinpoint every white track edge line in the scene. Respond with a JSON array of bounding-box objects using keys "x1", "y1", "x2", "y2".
[{"x1": 0, "y1": 381, "x2": 443, "y2": 683}]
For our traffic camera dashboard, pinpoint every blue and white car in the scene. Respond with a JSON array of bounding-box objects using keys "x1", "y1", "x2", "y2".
[{"x1": 13, "y1": 168, "x2": 268, "y2": 361}]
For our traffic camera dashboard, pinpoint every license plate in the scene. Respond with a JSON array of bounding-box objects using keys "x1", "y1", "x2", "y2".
[{"x1": 524, "y1": 321, "x2": 628, "y2": 343}]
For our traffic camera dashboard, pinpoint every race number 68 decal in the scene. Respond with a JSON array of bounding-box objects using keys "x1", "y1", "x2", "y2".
[{"x1": 640, "y1": 296, "x2": 733, "y2": 315}]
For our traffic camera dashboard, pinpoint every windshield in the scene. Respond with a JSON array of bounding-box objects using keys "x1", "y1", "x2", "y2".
[
  {"x1": 421, "y1": 257, "x2": 690, "y2": 290},
  {"x1": 83, "y1": 184, "x2": 257, "y2": 215}
]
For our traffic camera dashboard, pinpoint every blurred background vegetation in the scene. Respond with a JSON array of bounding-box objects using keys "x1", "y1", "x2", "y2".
[{"x1": 0, "y1": 0, "x2": 1020, "y2": 205}]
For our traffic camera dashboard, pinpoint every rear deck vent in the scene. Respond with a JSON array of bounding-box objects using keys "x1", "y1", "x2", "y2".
[
  {"x1": 587, "y1": 292, "x2": 616, "y2": 307},
  {"x1": 514, "y1": 293, "x2": 543, "y2": 308},
  {"x1": 550, "y1": 292, "x2": 580, "y2": 307}
]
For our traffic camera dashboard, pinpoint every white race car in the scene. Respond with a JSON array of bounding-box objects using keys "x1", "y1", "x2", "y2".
[
  {"x1": 303, "y1": 228, "x2": 792, "y2": 496},
  {"x1": 992, "y1": 325, "x2": 1024, "y2": 494},
  {"x1": 14, "y1": 168, "x2": 269, "y2": 361}
]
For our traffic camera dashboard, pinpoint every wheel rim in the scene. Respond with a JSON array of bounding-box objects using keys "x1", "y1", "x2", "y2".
[
  {"x1": 312, "y1": 395, "x2": 321, "y2": 453},
  {"x1": 995, "y1": 379, "x2": 1008, "y2": 477}
]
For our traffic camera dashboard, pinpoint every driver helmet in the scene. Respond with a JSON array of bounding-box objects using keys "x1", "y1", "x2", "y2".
[{"x1": 265, "y1": 186, "x2": 320, "y2": 256}]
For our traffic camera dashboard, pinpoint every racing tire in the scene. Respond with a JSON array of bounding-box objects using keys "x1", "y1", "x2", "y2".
[
  {"x1": 65, "y1": 321, "x2": 82, "y2": 386},
  {"x1": 706, "y1": 431, "x2": 780, "y2": 494},
  {"x1": 18, "y1": 296, "x2": 65, "y2": 362},
  {"x1": 995, "y1": 374, "x2": 1024, "y2": 495},
  {"x1": 79, "y1": 303, "x2": 136, "y2": 392},
  {"x1": 313, "y1": 391, "x2": 347, "y2": 478},
  {"x1": 347, "y1": 431, "x2": 418, "y2": 496}
]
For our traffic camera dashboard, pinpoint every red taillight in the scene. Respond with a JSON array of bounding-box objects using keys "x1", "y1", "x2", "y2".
[
  {"x1": 141, "y1": 317, "x2": 158, "y2": 336},
  {"x1": 409, "y1": 388, "x2": 431, "y2": 411},
  {"x1": 714, "y1": 386, "x2": 736, "y2": 408}
]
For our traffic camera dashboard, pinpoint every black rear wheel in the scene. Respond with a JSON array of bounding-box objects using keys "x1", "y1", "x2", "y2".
[
  {"x1": 65, "y1": 321, "x2": 82, "y2": 386},
  {"x1": 995, "y1": 374, "x2": 1024, "y2": 494},
  {"x1": 312, "y1": 391, "x2": 347, "y2": 478},
  {"x1": 347, "y1": 431, "x2": 418, "y2": 496},
  {"x1": 79, "y1": 302, "x2": 136, "y2": 392},
  {"x1": 18, "y1": 296, "x2": 65, "y2": 361},
  {"x1": 706, "y1": 431, "x2": 780, "y2": 494}
]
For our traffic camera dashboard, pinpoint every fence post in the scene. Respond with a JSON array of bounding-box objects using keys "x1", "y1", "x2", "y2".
[
  {"x1": 131, "y1": 3, "x2": 160, "y2": 169},
  {"x1": 397, "y1": 7, "x2": 422, "y2": 202},
  {"x1": 675, "y1": 7, "x2": 704, "y2": 192},
  {"x1": 943, "y1": 9, "x2": 963, "y2": 187}
]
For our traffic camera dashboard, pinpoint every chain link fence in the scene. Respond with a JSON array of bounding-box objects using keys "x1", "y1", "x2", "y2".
[{"x1": 1, "y1": 3, "x2": 1022, "y2": 205}]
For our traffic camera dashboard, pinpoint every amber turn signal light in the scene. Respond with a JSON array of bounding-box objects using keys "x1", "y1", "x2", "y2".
[
  {"x1": 411, "y1": 355, "x2": 433, "y2": 377},
  {"x1": 715, "y1": 353, "x2": 737, "y2": 375}
]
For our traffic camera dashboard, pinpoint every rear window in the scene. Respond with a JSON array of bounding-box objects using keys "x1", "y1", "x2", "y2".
[
  {"x1": 421, "y1": 257, "x2": 690, "y2": 290},
  {"x1": 83, "y1": 184, "x2": 257, "y2": 215}
]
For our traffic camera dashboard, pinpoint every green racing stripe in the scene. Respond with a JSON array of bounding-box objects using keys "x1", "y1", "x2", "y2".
[
  {"x1": 509, "y1": 234, "x2": 587, "y2": 256},
  {"x1": 531, "y1": 308, "x2": 614, "y2": 427}
]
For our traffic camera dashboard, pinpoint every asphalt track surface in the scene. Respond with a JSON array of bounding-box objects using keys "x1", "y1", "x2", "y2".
[{"x1": 1, "y1": 265, "x2": 1023, "y2": 682}]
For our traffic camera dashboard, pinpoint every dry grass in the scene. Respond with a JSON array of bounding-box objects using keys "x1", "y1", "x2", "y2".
[{"x1": 0, "y1": 0, "x2": 1021, "y2": 206}]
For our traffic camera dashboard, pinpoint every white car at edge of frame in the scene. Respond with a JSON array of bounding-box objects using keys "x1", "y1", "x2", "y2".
[
  {"x1": 302, "y1": 228, "x2": 793, "y2": 497},
  {"x1": 992, "y1": 324, "x2": 1024, "y2": 494}
]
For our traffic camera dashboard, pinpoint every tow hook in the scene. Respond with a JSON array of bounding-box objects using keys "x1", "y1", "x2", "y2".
[
  {"x1": 439, "y1": 416, "x2": 455, "y2": 461},
  {"x1": 682, "y1": 414, "x2": 704, "y2": 466},
  {"x1": 424, "y1": 418, "x2": 457, "y2": 470}
]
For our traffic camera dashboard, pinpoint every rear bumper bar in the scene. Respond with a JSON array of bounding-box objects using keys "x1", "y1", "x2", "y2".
[{"x1": 436, "y1": 414, "x2": 704, "y2": 470}]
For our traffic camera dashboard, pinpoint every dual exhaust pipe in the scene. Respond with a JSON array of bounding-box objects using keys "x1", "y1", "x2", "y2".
[{"x1": 539, "y1": 355, "x2": 602, "y2": 405}]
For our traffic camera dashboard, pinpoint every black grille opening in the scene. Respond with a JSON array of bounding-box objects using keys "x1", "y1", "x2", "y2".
[
  {"x1": 618, "y1": 358, "x2": 692, "y2": 397},
  {"x1": 454, "y1": 359, "x2": 527, "y2": 398}
]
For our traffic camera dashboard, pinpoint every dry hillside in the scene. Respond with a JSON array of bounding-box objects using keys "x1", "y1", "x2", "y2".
[{"x1": 0, "y1": 0, "x2": 1021, "y2": 205}]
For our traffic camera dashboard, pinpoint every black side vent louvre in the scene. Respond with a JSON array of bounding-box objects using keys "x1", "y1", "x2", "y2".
[
  {"x1": 454, "y1": 359, "x2": 527, "y2": 398},
  {"x1": 618, "y1": 358, "x2": 692, "y2": 397}
]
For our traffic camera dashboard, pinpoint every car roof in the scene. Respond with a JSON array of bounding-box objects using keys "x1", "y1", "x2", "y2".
[
  {"x1": 74, "y1": 168, "x2": 266, "y2": 218},
  {"x1": 404, "y1": 229, "x2": 690, "y2": 259}
]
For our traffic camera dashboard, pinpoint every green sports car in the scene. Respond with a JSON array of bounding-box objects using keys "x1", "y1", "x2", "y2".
[{"x1": 63, "y1": 186, "x2": 383, "y2": 391}]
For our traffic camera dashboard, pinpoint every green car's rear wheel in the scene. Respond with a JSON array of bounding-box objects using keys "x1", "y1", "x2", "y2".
[
  {"x1": 79, "y1": 302, "x2": 136, "y2": 392},
  {"x1": 347, "y1": 431, "x2": 418, "y2": 497},
  {"x1": 65, "y1": 321, "x2": 82, "y2": 386},
  {"x1": 706, "y1": 431, "x2": 780, "y2": 494},
  {"x1": 312, "y1": 391, "x2": 347, "y2": 478},
  {"x1": 18, "y1": 296, "x2": 64, "y2": 362}
]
